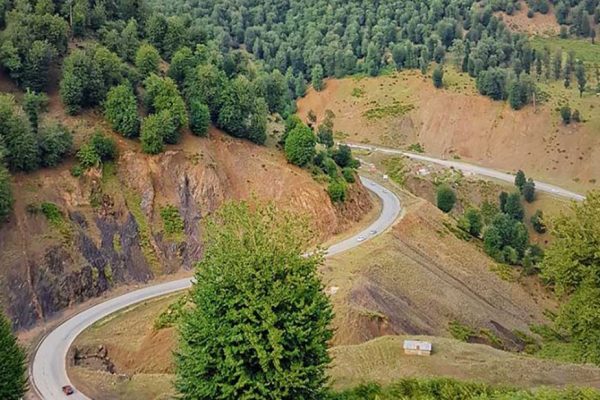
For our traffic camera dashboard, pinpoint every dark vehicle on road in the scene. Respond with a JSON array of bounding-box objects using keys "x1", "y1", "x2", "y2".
[{"x1": 62, "y1": 385, "x2": 74, "y2": 395}]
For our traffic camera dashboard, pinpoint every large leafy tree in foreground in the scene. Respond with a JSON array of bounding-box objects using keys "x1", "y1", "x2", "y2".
[
  {"x1": 176, "y1": 202, "x2": 333, "y2": 400},
  {"x1": 0, "y1": 312, "x2": 27, "y2": 400},
  {"x1": 541, "y1": 191, "x2": 600, "y2": 364}
]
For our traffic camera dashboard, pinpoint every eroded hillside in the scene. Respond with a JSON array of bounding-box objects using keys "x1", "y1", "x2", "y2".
[
  {"x1": 323, "y1": 196, "x2": 550, "y2": 348},
  {"x1": 0, "y1": 130, "x2": 372, "y2": 329},
  {"x1": 297, "y1": 70, "x2": 600, "y2": 193}
]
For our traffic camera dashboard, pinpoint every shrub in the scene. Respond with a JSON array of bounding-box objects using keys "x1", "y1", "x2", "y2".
[
  {"x1": 104, "y1": 84, "x2": 139, "y2": 138},
  {"x1": 328, "y1": 179, "x2": 347, "y2": 202},
  {"x1": 572, "y1": 109, "x2": 581, "y2": 122},
  {"x1": 317, "y1": 124, "x2": 334, "y2": 148},
  {"x1": 531, "y1": 210, "x2": 546, "y2": 233},
  {"x1": 189, "y1": 100, "x2": 210, "y2": 136},
  {"x1": 38, "y1": 124, "x2": 73, "y2": 167},
  {"x1": 449, "y1": 320, "x2": 475, "y2": 342},
  {"x1": 76, "y1": 143, "x2": 101, "y2": 168},
  {"x1": 154, "y1": 294, "x2": 190, "y2": 330},
  {"x1": 436, "y1": 184, "x2": 456, "y2": 213},
  {"x1": 332, "y1": 145, "x2": 354, "y2": 168},
  {"x1": 342, "y1": 167, "x2": 356, "y2": 183},
  {"x1": 40, "y1": 202, "x2": 63, "y2": 225},
  {"x1": 432, "y1": 65, "x2": 444, "y2": 88},
  {"x1": 460, "y1": 208, "x2": 483, "y2": 237},
  {"x1": 560, "y1": 105, "x2": 571, "y2": 124},
  {"x1": 90, "y1": 133, "x2": 117, "y2": 161},
  {"x1": 160, "y1": 205, "x2": 185, "y2": 237},
  {"x1": 322, "y1": 157, "x2": 338, "y2": 178},
  {"x1": 284, "y1": 124, "x2": 316, "y2": 167}
]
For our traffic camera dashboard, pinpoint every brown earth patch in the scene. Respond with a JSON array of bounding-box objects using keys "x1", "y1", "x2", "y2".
[
  {"x1": 2, "y1": 129, "x2": 372, "y2": 329},
  {"x1": 297, "y1": 71, "x2": 600, "y2": 194},
  {"x1": 322, "y1": 197, "x2": 553, "y2": 347},
  {"x1": 496, "y1": 1, "x2": 560, "y2": 36}
]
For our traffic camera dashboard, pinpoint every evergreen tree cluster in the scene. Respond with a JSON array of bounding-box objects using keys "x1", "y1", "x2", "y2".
[
  {"x1": 0, "y1": 93, "x2": 72, "y2": 173},
  {"x1": 481, "y1": 191, "x2": 542, "y2": 268},
  {"x1": 283, "y1": 114, "x2": 359, "y2": 203},
  {"x1": 0, "y1": 90, "x2": 73, "y2": 224},
  {"x1": 147, "y1": 0, "x2": 597, "y2": 107}
]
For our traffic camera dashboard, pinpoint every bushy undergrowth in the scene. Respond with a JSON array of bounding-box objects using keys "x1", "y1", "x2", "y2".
[{"x1": 329, "y1": 378, "x2": 599, "y2": 400}]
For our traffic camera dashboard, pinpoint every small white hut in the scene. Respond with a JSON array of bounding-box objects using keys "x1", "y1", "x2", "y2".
[{"x1": 403, "y1": 340, "x2": 432, "y2": 356}]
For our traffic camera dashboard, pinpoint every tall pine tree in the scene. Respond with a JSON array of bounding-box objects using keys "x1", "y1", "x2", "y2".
[{"x1": 0, "y1": 312, "x2": 27, "y2": 400}]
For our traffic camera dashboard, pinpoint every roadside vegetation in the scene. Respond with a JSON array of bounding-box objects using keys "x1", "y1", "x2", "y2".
[
  {"x1": 538, "y1": 192, "x2": 600, "y2": 365},
  {"x1": 283, "y1": 112, "x2": 360, "y2": 202}
]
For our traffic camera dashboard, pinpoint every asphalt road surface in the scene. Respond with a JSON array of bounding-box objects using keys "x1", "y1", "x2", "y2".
[
  {"x1": 30, "y1": 176, "x2": 401, "y2": 400},
  {"x1": 347, "y1": 143, "x2": 586, "y2": 201}
]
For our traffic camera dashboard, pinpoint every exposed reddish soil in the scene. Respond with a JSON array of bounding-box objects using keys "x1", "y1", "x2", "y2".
[{"x1": 297, "y1": 72, "x2": 600, "y2": 193}]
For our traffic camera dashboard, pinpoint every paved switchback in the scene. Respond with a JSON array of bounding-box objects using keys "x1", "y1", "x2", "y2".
[
  {"x1": 30, "y1": 176, "x2": 401, "y2": 400},
  {"x1": 346, "y1": 143, "x2": 586, "y2": 202}
]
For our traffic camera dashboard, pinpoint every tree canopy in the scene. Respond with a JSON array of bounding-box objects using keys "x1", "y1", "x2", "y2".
[
  {"x1": 176, "y1": 201, "x2": 333, "y2": 399},
  {"x1": 541, "y1": 192, "x2": 600, "y2": 364},
  {"x1": 284, "y1": 124, "x2": 316, "y2": 167},
  {"x1": 0, "y1": 312, "x2": 27, "y2": 400}
]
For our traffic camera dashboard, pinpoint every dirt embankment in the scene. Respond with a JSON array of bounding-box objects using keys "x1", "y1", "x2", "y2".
[
  {"x1": 496, "y1": 1, "x2": 560, "y2": 36},
  {"x1": 323, "y1": 197, "x2": 550, "y2": 348},
  {"x1": 0, "y1": 130, "x2": 372, "y2": 329},
  {"x1": 297, "y1": 71, "x2": 600, "y2": 193}
]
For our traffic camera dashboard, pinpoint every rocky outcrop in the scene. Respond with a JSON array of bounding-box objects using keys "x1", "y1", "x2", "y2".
[{"x1": 0, "y1": 132, "x2": 373, "y2": 329}]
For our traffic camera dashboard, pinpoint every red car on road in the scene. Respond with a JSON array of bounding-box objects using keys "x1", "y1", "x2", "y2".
[{"x1": 62, "y1": 385, "x2": 74, "y2": 396}]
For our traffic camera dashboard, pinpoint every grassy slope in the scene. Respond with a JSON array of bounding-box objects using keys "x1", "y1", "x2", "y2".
[
  {"x1": 531, "y1": 37, "x2": 600, "y2": 66},
  {"x1": 296, "y1": 61, "x2": 600, "y2": 193},
  {"x1": 68, "y1": 181, "x2": 597, "y2": 399},
  {"x1": 69, "y1": 292, "x2": 600, "y2": 400}
]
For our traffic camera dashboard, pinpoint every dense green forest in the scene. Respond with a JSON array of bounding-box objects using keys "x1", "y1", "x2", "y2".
[
  {"x1": 0, "y1": 0, "x2": 599, "y2": 397},
  {"x1": 149, "y1": 0, "x2": 598, "y2": 106},
  {"x1": 0, "y1": 0, "x2": 598, "y2": 221}
]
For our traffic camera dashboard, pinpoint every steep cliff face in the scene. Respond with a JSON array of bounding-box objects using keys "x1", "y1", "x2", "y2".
[{"x1": 0, "y1": 131, "x2": 372, "y2": 329}]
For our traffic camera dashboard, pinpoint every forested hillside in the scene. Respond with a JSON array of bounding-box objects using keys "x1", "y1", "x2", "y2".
[
  {"x1": 0, "y1": 0, "x2": 598, "y2": 223},
  {"x1": 150, "y1": 0, "x2": 599, "y2": 108},
  {"x1": 0, "y1": 0, "x2": 370, "y2": 328}
]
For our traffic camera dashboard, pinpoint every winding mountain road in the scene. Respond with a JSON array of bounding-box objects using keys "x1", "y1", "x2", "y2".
[
  {"x1": 30, "y1": 176, "x2": 401, "y2": 400},
  {"x1": 347, "y1": 143, "x2": 586, "y2": 202},
  {"x1": 30, "y1": 143, "x2": 588, "y2": 399}
]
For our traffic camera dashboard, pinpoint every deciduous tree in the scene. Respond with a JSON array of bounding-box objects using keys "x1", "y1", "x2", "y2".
[
  {"x1": 104, "y1": 84, "x2": 140, "y2": 138},
  {"x1": 436, "y1": 184, "x2": 456, "y2": 213},
  {"x1": 284, "y1": 124, "x2": 316, "y2": 167},
  {"x1": 135, "y1": 43, "x2": 161, "y2": 78},
  {"x1": 176, "y1": 202, "x2": 333, "y2": 399}
]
